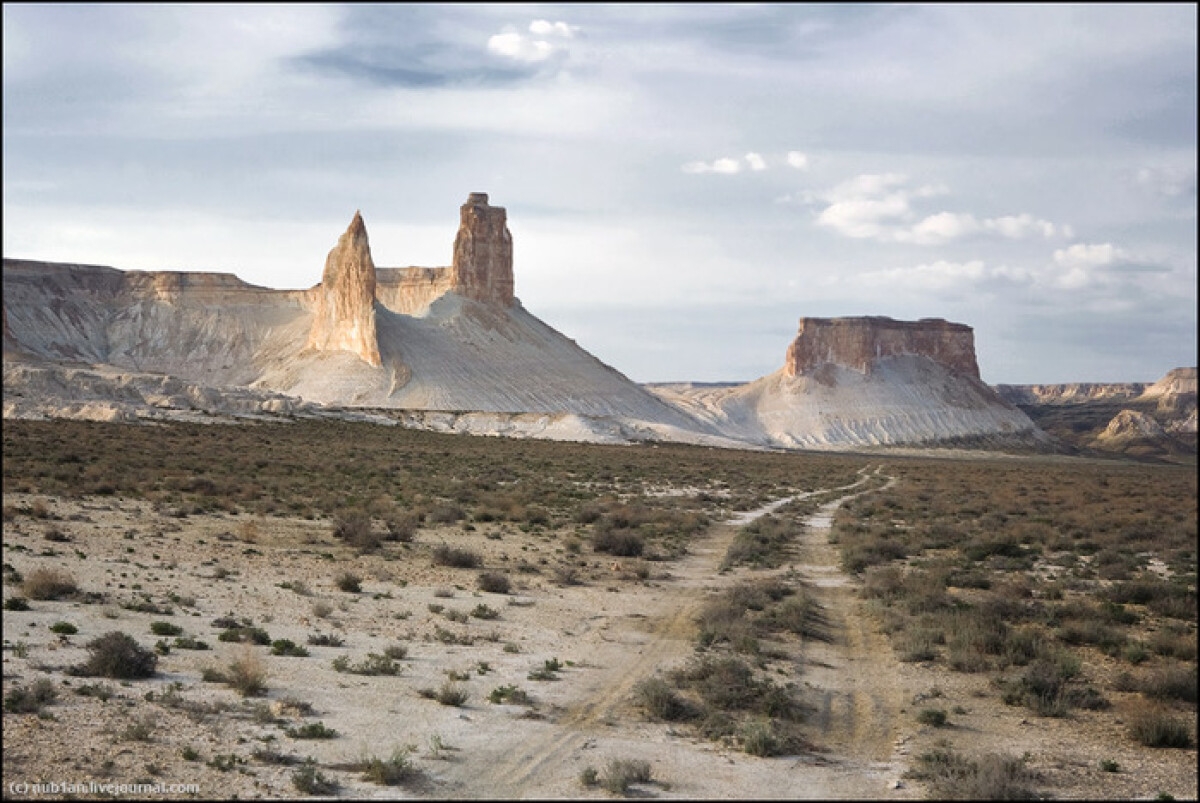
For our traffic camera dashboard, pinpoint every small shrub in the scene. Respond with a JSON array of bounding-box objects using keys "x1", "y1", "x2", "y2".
[
  {"x1": 3, "y1": 597, "x2": 30, "y2": 611},
  {"x1": 917, "y1": 708, "x2": 949, "y2": 727},
  {"x1": 72, "y1": 632, "x2": 157, "y2": 679},
  {"x1": 580, "y1": 766, "x2": 599, "y2": 787},
  {"x1": 435, "y1": 681, "x2": 469, "y2": 707},
  {"x1": 332, "y1": 510, "x2": 380, "y2": 552},
  {"x1": 489, "y1": 684, "x2": 533, "y2": 706},
  {"x1": 226, "y1": 647, "x2": 269, "y2": 697},
  {"x1": 741, "y1": 719, "x2": 782, "y2": 757},
  {"x1": 307, "y1": 632, "x2": 344, "y2": 647},
  {"x1": 172, "y1": 635, "x2": 210, "y2": 651},
  {"x1": 528, "y1": 658, "x2": 562, "y2": 681},
  {"x1": 634, "y1": 677, "x2": 693, "y2": 722},
  {"x1": 4, "y1": 678, "x2": 57, "y2": 713},
  {"x1": 908, "y1": 745, "x2": 1040, "y2": 800},
  {"x1": 43, "y1": 526, "x2": 70, "y2": 542},
  {"x1": 471, "y1": 603, "x2": 500, "y2": 620},
  {"x1": 149, "y1": 621, "x2": 183, "y2": 637},
  {"x1": 356, "y1": 747, "x2": 419, "y2": 786},
  {"x1": 292, "y1": 760, "x2": 338, "y2": 795},
  {"x1": 217, "y1": 626, "x2": 271, "y2": 645},
  {"x1": 332, "y1": 653, "x2": 401, "y2": 676},
  {"x1": 287, "y1": 721, "x2": 339, "y2": 739},
  {"x1": 121, "y1": 715, "x2": 156, "y2": 742},
  {"x1": 335, "y1": 571, "x2": 362, "y2": 593},
  {"x1": 599, "y1": 758, "x2": 653, "y2": 794},
  {"x1": 1141, "y1": 663, "x2": 1198, "y2": 704},
  {"x1": 22, "y1": 567, "x2": 77, "y2": 600},
  {"x1": 478, "y1": 571, "x2": 511, "y2": 594},
  {"x1": 49, "y1": 621, "x2": 78, "y2": 635},
  {"x1": 592, "y1": 529, "x2": 644, "y2": 557},
  {"x1": 311, "y1": 600, "x2": 334, "y2": 618},
  {"x1": 432, "y1": 544, "x2": 481, "y2": 569},
  {"x1": 1129, "y1": 708, "x2": 1194, "y2": 748},
  {"x1": 270, "y1": 639, "x2": 310, "y2": 658}
]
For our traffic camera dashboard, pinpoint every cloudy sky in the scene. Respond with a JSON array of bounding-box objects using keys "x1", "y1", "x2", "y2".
[{"x1": 4, "y1": 4, "x2": 1196, "y2": 384}]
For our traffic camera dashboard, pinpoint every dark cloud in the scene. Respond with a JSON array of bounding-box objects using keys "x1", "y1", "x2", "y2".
[{"x1": 291, "y1": 50, "x2": 534, "y2": 88}]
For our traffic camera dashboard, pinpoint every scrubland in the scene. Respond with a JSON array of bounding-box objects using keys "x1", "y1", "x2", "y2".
[{"x1": 2, "y1": 419, "x2": 1195, "y2": 799}]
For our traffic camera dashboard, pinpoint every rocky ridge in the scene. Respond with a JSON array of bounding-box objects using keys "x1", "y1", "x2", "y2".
[{"x1": 5, "y1": 195, "x2": 1045, "y2": 451}]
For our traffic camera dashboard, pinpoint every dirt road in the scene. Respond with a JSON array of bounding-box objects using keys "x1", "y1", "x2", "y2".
[{"x1": 450, "y1": 468, "x2": 921, "y2": 799}]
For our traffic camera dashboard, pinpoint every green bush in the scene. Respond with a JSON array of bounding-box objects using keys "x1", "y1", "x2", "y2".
[
  {"x1": 356, "y1": 748, "x2": 419, "y2": 786},
  {"x1": 292, "y1": 760, "x2": 338, "y2": 794},
  {"x1": 270, "y1": 639, "x2": 310, "y2": 658},
  {"x1": 917, "y1": 708, "x2": 948, "y2": 727},
  {"x1": 218, "y1": 627, "x2": 270, "y2": 646},
  {"x1": 286, "y1": 721, "x2": 339, "y2": 739}
]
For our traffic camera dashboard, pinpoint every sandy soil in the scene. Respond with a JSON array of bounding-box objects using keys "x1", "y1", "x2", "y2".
[{"x1": 2, "y1": 475, "x2": 1196, "y2": 800}]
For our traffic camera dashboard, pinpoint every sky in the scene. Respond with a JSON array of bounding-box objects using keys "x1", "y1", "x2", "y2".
[{"x1": 3, "y1": 3, "x2": 1196, "y2": 384}]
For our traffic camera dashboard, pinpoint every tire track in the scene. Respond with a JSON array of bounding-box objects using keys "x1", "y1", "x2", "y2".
[{"x1": 476, "y1": 469, "x2": 893, "y2": 798}]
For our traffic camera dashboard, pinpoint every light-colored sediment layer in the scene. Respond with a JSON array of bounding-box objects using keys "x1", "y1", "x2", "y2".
[{"x1": 651, "y1": 357, "x2": 1045, "y2": 450}]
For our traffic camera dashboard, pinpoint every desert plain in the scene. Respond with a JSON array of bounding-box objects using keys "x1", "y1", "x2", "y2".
[{"x1": 2, "y1": 418, "x2": 1196, "y2": 800}]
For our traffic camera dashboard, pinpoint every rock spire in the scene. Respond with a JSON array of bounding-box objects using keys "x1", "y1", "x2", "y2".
[
  {"x1": 451, "y1": 193, "x2": 514, "y2": 306},
  {"x1": 305, "y1": 211, "x2": 381, "y2": 367}
]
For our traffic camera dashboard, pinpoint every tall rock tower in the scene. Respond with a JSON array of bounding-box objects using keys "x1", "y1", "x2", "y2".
[
  {"x1": 451, "y1": 193, "x2": 514, "y2": 306},
  {"x1": 305, "y1": 211, "x2": 381, "y2": 367}
]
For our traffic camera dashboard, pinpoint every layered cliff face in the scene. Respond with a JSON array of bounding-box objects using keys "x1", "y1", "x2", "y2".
[
  {"x1": 451, "y1": 193, "x2": 514, "y2": 306},
  {"x1": 785, "y1": 317, "x2": 980, "y2": 380},
  {"x1": 375, "y1": 267, "x2": 455, "y2": 316},
  {"x1": 993, "y1": 382, "x2": 1146, "y2": 405},
  {"x1": 304, "y1": 212, "x2": 381, "y2": 367}
]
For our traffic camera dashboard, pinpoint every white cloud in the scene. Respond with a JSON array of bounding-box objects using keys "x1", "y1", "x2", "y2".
[
  {"x1": 815, "y1": 173, "x2": 915, "y2": 239},
  {"x1": 745, "y1": 152, "x2": 767, "y2": 171},
  {"x1": 682, "y1": 157, "x2": 742, "y2": 174},
  {"x1": 900, "y1": 212, "x2": 982, "y2": 245},
  {"x1": 1053, "y1": 242, "x2": 1124, "y2": 269},
  {"x1": 786, "y1": 151, "x2": 808, "y2": 170},
  {"x1": 487, "y1": 19, "x2": 576, "y2": 63},
  {"x1": 984, "y1": 213, "x2": 1057, "y2": 239},
  {"x1": 528, "y1": 20, "x2": 576, "y2": 38},
  {"x1": 814, "y1": 173, "x2": 1064, "y2": 245}
]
